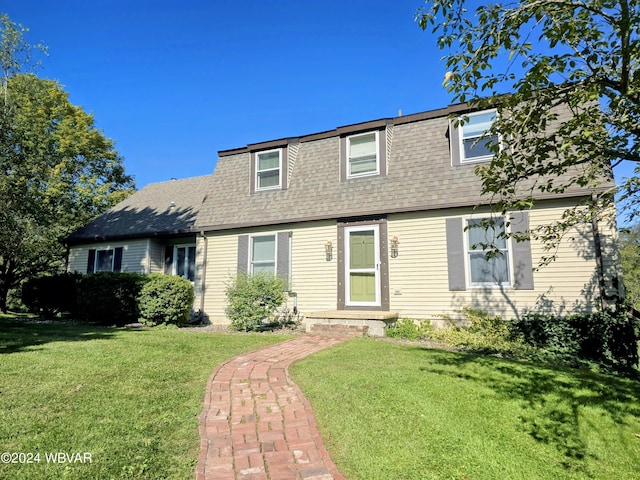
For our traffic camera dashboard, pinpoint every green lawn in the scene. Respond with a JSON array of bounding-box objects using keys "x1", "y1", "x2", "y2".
[
  {"x1": 0, "y1": 318, "x2": 289, "y2": 479},
  {"x1": 291, "y1": 339, "x2": 640, "y2": 480}
]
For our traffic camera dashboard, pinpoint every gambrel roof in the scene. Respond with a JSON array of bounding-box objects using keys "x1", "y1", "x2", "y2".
[
  {"x1": 193, "y1": 104, "x2": 596, "y2": 232},
  {"x1": 68, "y1": 102, "x2": 606, "y2": 243}
]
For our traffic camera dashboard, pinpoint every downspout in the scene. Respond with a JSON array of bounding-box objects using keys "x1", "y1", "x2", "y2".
[
  {"x1": 64, "y1": 242, "x2": 70, "y2": 273},
  {"x1": 591, "y1": 194, "x2": 606, "y2": 311},
  {"x1": 199, "y1": 231, "x2": 208, "y2": 318}
]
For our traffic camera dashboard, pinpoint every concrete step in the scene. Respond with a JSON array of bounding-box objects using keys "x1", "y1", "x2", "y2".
[{"x1": 310, "y1": 323, "x2": 369, "y2": 337}]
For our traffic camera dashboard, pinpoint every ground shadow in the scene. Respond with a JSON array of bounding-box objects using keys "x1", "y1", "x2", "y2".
[
  {"x1": 0, "y1": 317, "x2": 128, "y2": 354},
  {"x1": 415, "y1": 347, "x2": 640, "y2": 473}
]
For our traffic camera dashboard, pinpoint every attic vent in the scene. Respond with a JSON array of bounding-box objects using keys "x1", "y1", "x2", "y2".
[{"x1": 170, "y1": 201, "x2": 176, "y2": 209}]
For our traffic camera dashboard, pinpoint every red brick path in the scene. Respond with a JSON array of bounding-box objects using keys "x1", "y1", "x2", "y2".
[{"x1": 195, "y1": 335, "x2": 347, "y2": 480}]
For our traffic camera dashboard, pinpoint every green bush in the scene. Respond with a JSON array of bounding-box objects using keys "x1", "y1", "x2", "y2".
[
  {"x1": 386, "y1": 318, "x2": 433, "y2": 340},
  {"x1": 428, "y1": 307, "x2": 533, "y2": 357},
  {"x1": 225, "y1": 273, "x2": 286, "y2": 331},
  {"x1": 76, "y1": 272, "x2": 149, "y2": 326},
  {"x1": 138, "y1": 274, "x2": 194, "y2": 326},
  {"x1": 512, "y1": 304, "x2": 640, "y2": 375},
  {"x1": 21, "y1": 273, "x2": 82, "y2": 317}
]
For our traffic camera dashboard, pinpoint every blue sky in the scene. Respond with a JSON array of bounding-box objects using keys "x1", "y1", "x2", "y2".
[{"x1": 5, "y1": 0, "x2": 449, "y2": 189}]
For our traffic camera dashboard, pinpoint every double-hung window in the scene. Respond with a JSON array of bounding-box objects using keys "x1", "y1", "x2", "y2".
[
  {"x1": 250, "y1": 235, "x2": 276, "y2": 275},
  {"x1": 465, "y1": 218, "x2": 511, "y2": 286},
  {"x1": 460, "y1": 110, "x2": 499, "y2": 163},
  {"x1": 347, "y1": 131, "x2": 379, "y2": 178},
  {"x1": 255, "y1": 149, "x2": 282, "y2": 191}
]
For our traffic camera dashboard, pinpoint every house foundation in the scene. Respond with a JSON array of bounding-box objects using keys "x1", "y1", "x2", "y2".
[{"x1": 304, "y1": 310, "x2": 399, "y2": 337}]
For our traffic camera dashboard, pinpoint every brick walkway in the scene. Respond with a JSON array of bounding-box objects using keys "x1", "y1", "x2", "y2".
[{"x1": 196, "y1": 335, "x2": 348, "y2": 480}]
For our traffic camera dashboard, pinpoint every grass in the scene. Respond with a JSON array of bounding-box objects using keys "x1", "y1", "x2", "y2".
[
  {"x1": 0, "y1": 318, "x2": 290, "y2": 479},
  {"x1": 290, "y1": 338, "x2": 640, "y2": 480}
]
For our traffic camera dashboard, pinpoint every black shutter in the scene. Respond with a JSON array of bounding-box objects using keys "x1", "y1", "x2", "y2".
[
  {"x1": 113, "y1": 247, "x2": 123, "y2": 272},
  {"x1": 446, "y1": 218, "x2": 466, "y2": 290},
  {"x1": 87, "y1": 249, "x2": 96, "y2": 273},
  {"x1": 276, "y1": 231, "x2": 291, "y2": 288},
  {"x1": 237, "y1": 235, "x2": 248, "y2": 275},
  {"x1": 509, "y1": 212, "x2": 534, "y2": 290}
]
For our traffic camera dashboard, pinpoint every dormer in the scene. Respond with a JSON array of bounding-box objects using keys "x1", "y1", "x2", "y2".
[
  {"x1": 249, "y1": 138, "x2": 299, "y2": 193},
  {"x1": 338, "y1": 119, "x2": 390, "y2": 181},
  {"x1": 450, "y1": 109, "x2": 500, "y2": 166}
]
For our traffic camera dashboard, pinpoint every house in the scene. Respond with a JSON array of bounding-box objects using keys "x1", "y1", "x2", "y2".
[{"x1": 66, "y1": 102, "x2": 620, "y2": 335}]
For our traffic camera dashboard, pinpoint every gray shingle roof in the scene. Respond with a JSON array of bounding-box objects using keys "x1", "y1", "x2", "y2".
[
  {"x1": 67, "y1": 175, "x2": 213, "y2": 243},
  {"x1": 194, "y1": 107, "x2": 598, "y2": 231},
  {"x1": 69, "y1": 103, "x2": 608, "y2": 242}
]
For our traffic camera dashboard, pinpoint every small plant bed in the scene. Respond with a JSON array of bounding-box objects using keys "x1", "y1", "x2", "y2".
[
  {"x1": 291, "y1": 339, "x2": 640, "y2": 480},
  {"x1": 0, "y1": 317, "x2": 291, "y2": 480}
]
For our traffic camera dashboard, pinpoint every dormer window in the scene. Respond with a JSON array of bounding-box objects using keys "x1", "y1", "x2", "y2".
[
  {"x1": 347, "y1": 131, "x2": 379, "y2": 178},
  {"x1": 451, "y1": 109, "x2": 499, "y2": 166},
  {"x1": 461, "y1": 110, "x2": 498, "y2": 162},
  {"x1": 255, "y1": 149, "x2": 282, "y2": 191}
]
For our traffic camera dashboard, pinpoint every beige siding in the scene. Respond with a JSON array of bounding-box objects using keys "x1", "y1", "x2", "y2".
[
  {"x1": 202, "y1": 221, "x2": 337, "y2": 324},
  {"x1": 201, "y1": 201, "x2": 619, "y2": 325},
  {"x1": 148, "y1": 240, "x2": 164, "y2": 274},
  {"x1": 387, "y1": 200, "x2": 612, "y2": 322},
  {"x1": 68, "y1": 240, "x2": 151, "y2": 274}
]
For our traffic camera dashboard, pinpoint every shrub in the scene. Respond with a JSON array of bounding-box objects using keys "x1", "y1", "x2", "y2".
[
  {"x1": 22, "y1": 273, "x2": 81, "y2": 317},
  {"x1": 76, "y1": 272, "x2": 149, "y2": 326},
  {"x1": 513, "y1": 303, "x2": 640, "y2": 375},
  {"x1": 428, "y1": 307, "x2": 533, "y2": 357},
  {"x1": 387, "y1": 318, "x2": 432, "y2": 340},
  {"x1": 225, "y1": 273, "x2": 286, "y2": 331},
  {"x1": 138, "y1": 274, "x2": 194, "y2": 326}
]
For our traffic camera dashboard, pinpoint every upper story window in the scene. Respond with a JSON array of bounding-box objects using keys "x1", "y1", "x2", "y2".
[
  {"x1": 255, "y1": 149, "x2": 282, "y2": 191},
  {"x1": 347, "y1": 131, "x2": 379, "y2": 178},
  {"x1": 465, "y1": 217, "x2": 511, "y2": 287},
  {"x1": 460, "y1": 110, "x2": 499, "y2": 163}
]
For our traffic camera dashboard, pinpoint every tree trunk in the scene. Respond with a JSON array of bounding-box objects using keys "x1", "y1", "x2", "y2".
[{"x1": 0, "y1": 279, "x2": 9, "y2": 313}]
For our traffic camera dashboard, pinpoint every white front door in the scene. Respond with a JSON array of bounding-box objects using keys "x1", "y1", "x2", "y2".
[{"x1": 345, "y1": 225, "x2": 381, "y2": 307}]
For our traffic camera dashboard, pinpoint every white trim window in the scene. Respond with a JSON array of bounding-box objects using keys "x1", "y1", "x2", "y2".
[
  {"x1": 250, "y1": 235, "x2": 276, "y2": 275},
  {"x1": 173, "y1": 245, "x2": 196, "y2": 281},
  {"x1": 347, "y1": 131, "x2": 379, "y2": 178},
  {"x1": 95, "y1": 249, "x2": 114, "y2": 272},
  {"x1": 460, "y1": 110, "x2": 499, "y2": 163},
  {"x1": 255, "y1": 149, "x2": 282, "y2": 191},
  {"x1": 465, "y1": 217, "x2": 511, "y2": 287}
]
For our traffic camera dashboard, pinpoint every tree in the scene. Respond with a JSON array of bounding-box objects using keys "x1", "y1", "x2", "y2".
[
  {"x1": 417, "y1": 0, "x2": 639, "y2": 261},
  {"x1": 0, "y1": 14, "x2": 135, "y2": 311},
  {"x1": 619, "y1": 224, "x2": 640, "y2": 309}
]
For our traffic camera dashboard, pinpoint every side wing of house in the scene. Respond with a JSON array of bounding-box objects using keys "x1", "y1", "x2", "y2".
[{"x1": 68, "y1": 239, "x2": 152, "y2": 274}]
